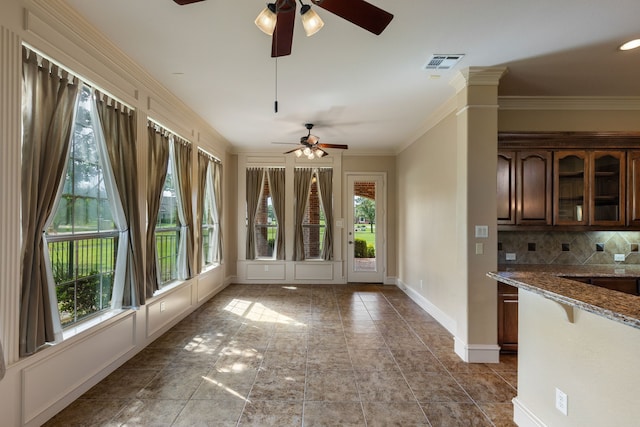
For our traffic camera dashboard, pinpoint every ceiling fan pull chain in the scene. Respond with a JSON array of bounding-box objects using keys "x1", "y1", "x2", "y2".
[{"x1": 274, "y1": 56, "x2": 279, "y2": 113}]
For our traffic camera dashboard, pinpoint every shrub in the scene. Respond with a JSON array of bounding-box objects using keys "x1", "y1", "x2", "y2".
[
  {"x1": 354, "y1": 239, "x2": 368, "y2": 258},
  {"x1": 367, "y1": 245, "x2": 376, "y2": 258}
]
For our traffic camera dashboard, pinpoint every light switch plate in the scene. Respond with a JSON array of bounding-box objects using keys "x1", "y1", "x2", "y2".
[
  {"x1": 475, "y1": 225, "x2": 489, "y2": 238},
  {"x1": 614, "y1": 253, "x2": 625, "y2": 262}
]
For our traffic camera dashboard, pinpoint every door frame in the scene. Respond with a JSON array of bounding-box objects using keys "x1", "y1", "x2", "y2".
[{"x1": 345, "y1": 172, "x2": 386, "y2": 283}]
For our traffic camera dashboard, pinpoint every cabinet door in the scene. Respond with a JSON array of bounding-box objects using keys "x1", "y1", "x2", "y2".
[
  {"x1": 554, "y1": 151, "x2": 589, "y2": 225},
  {"x1": 497, "y1": 151, "x2": 516, "y2": 225},
  {"x1": 497, "y1": 283, "x2": 518, "y2": 353},
  {"x1": 591, "y1": 278, "x2": 638, "y2": 296},
  {"x1": 590, "y1": 151, "x2": 625, "y2": 226},
  {"x1": 627, "y1": 151, "x2": 640, "y2": 226},
  {"x1": 516, "y1": 151, "x2": 552, "y2": 225}
]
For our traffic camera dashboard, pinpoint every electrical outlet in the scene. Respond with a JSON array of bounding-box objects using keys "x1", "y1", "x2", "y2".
[
  {"x1": 475, "y1": 243, "x2": 484, "y2": 255},
  {"x1": 614, "y1": 253, "x2": 625, "y2": 262},
  {"x1": 420, "y1": 280, "x2": 423, "y2": 289},
  {"x1": 555, "y1": 388, "x2": 568, "y2": 416},
  {"x1": 160, "y1": 301, "x2": 166, "y2": 312},
  {"x1": 505, "y1": 253, "x2": 516, "y2": 261}
]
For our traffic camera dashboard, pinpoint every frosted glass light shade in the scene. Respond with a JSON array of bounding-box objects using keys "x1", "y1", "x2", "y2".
[
  {"x1": 255, "y1": 4, "x2": 277, "y2": 36},
  {"x1": 301, "y1": 6, "x2": 324, "y2": 37}
]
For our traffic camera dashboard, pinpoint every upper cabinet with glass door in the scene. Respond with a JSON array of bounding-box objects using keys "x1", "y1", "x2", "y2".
[
  {"x1": 554, "y1": 151, "x2": 589, "y2": 225},
  {"x1": 590, "y1": 151, "x2": 625, "y2": 226}
]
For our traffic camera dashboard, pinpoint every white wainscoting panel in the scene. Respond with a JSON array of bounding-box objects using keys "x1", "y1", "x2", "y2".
[
  {"x1": 22, "y1": 314, "x2": 136, "y2": 425},
  {"x1": 294, "y1": 263, "x2": 333, "y2": 281},
  {"x1": 246, "y1": 263, "x2": 286, "y2": 281}
]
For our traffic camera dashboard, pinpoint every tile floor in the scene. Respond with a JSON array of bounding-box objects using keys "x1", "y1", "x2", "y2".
[{"x1": 44, "y1": 284, "x2": 517, "y2": 426}]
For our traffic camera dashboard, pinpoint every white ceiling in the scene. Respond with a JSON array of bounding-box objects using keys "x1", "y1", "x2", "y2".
[{"x1": 63, "y1": 0, "x2": 640, "y2": 154}]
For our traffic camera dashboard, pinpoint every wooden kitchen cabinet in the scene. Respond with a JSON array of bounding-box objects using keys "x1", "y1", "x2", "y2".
[
  {"x1": 554, "y1": 151, "x2": 589, "y2": 225},
  {"x1": 497, "y1": 150, "x2": 552, "y2": 226},
  {"x1": 497, "y1": 282, "x2": 518, "y2": 353},
  {"x1": 627, "y1": 151, "x2": 640, "y2": 226},
  {"x1": 590, "y1": 277, "x2": 639, "y2": 295},
  {"x1": 590, "y1": 151, "x2": 625, "y2": 226}
]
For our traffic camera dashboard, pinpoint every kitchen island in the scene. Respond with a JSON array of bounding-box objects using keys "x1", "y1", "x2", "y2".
[{"x1": 489, "y1": 267, "x2": 640, "y2": 427}]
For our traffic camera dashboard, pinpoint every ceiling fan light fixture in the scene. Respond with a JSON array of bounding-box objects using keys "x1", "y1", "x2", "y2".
[
  {"x1": 255, "y1": 3, "x2": 277, "y2": 36},
  {"x1": 619, "y1": 38, "x2": 640, "y2": 51},
  {"x1": 303, "y1": 147, "x2": 312, "y2": 156},
  {"x1": 307, "y1": 134, "x2": 319, "y2": 145},
  {"x1": 307, "y1": 151, "x2": 316, "y2": 160},
  {"x1": 294, "y1": 148, "x2": 303, "y2": 157},
  {"x1": 300, "y1": 4, "x2": 324, "y2": 37},
  {"x1": 317, "y1": 149, "x2": 328, "y2": 158}
]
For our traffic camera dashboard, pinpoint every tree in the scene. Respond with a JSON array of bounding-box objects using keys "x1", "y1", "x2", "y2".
[{"x1": 355, "y1": 196, "x2": 376, "y2": 232}]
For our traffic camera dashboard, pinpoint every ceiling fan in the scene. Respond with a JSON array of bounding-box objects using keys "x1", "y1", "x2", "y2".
[
  {"x1": 275, "y1": 123, "x2": 348, "y2": 159},
  {"x1": 173, "y1": 0, "x2": 394, "y2": 57}
]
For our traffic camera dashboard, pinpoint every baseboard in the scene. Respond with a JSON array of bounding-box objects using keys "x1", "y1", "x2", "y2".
[
  {"x1": 396, "y1": 279, "x2": 457, "y2": 336},
  {"x1": 513, "y1": 397, "x2": 547, "y2": 427},
  {"x1": 454, "y1": 337, "x2": 500, "y2": 363}
]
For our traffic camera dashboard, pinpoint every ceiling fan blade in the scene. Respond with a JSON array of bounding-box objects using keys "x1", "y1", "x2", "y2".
[
  {"x1": 272, "y1": 5, "x2": 296, "y2": 57},
  {"x1": 283, "y1": 147, "x2": 303, "y2": 154},
  {"x1": 173, "y1": 0, "x2": 206, "y2": 5},
  {"x1": 311, "y1": 0, "x2": 393, "y2": 35},
  {"x1": 317, "y1": 143, "x2": 349, "y2": 150}
]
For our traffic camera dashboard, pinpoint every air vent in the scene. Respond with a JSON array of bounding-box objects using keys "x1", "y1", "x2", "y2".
[{"x1": 423, "y1": 54, "x2": 465, "y2": 70}]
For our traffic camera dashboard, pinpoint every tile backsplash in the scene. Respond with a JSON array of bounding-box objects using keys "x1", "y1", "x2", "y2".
[{"x1": 498, "y1": 231, "x2": 640, "y2": 265}]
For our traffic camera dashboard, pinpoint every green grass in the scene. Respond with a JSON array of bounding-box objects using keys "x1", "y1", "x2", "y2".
[{"x1": 355, "y1": 229, "x2": 376, "y2": 247}]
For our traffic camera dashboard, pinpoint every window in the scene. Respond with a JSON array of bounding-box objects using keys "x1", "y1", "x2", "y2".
[
  {"x1": 156, "y1": 150, "x2": 180, "y2": 285},
  {"x1": 254, "y1": 173, "x2": 278, "y2": 258},
  {"x1": 47, "y1": 86, "x2": 118, "y2": 327},
  {"x1": 202, "y1": 159, "x2": 221, "y2": 267},
  {"x1": 302, "y1": 173, "x2": 326, "y2": 259}
]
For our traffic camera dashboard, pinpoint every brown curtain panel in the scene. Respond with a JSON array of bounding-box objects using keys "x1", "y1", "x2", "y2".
[
  {"x1": 95, "y1": 92, "x2": 144, "y2": 307},
  {"x1": 317, "y1": 168, "x2": 334, "y2": 261},
  {"x1": 146, "y1": 123, "x2": 170, "y2": 296},
  {"x1": 196, "y1": 151, "x2": 209, "y2": 273},
  {"x1": 212, "y1": 161, "x2": 223, "y2": 263},
  {"x1": 173, "y1": 137, "x2": 194, "y2": 278},
  {"x1": 20, "y1": 47, "x2": 80, "y2": 356},
  {"x1": 293, "y1": 168, "x2": 314, "y2": 261},
  {"x1": 267, "y1": 168, "x2": 286, "y2": 260},
  {"x1": 246, "y1": 168, "x2": 264, "y2": 260}
]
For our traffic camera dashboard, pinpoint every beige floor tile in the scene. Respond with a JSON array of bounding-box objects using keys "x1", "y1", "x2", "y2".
[
  {"x1": 405, "y1": 371, "x2": 473, "y2": 403},
  {"x1": 238, "y1": 400, "x2": 303, "y2": 426},
  {"x1": 303, "y1": 401, "x2": 366, "y2": 427},
  {"x1": 248, "y1": 367, "x2": 306, "y2": 401},
  {"x1": 111, "y1": 399, "x2": 187, "y2": 426},
  {"x1": 421, "y1": 402, "x2": 493, "y2": 427},
  {"x1": 191, "y1": 367, "x2": 257, "y2": 400},
  {"x1": 451, "y1": 372, "x2": 517, "y2": 403},
  {"x1": 137, "y1": 365, "x2": 209, "y2": 400},
  {"x1": 355, "y1": 369, "x2": 415, "y2": 402},
  {"x1": 305, "y1": 369, "x2": 359, "y2": 402},
  {"x1": 173, "y1": 398, "x2": 246, "y2": 426},
  {"x1": 42, "y1": 398, "x2": 128, "y2": 427},
  {"x1": 479, "y1": 402, "x2": 518, "y2": 427},
  {"x1": 362, "y1": 401, "x2": 430, "y2": 426}
]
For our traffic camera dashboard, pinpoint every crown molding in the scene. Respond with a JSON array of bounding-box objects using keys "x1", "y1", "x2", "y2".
[
  {"x1": 450, "y1": 67, "x2": 509, "y2": 93},
  {"x1": 498, "y1": 96, "x2": 640, "y2": 111}
]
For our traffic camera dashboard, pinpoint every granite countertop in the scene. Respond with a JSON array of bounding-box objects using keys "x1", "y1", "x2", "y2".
[
  {"x1": 498, "y1": 263, "x2": 640, "y2": 277},
  {"x1": 488, "y1": 267, "x2": 640, "y2": 330}
]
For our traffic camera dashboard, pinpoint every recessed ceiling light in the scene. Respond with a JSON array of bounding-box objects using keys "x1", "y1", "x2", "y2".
[{"x1": 619, "y1": 39, "x2": 640, "y2": 51}]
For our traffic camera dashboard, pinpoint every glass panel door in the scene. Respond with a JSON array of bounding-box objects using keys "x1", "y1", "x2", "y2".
[
  {"x1": 592, "y1": 152, "x2": 623, "y2": 224},
  {"x1": 346, "y1": 174, "x2": 384, "y2": 283},
  {"x1": 555, "y1": 152, "x2": 587, "y2": 225}
]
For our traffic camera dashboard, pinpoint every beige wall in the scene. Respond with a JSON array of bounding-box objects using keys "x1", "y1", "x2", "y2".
[
  {"x1": 397, "y1": 111, "x2": 463, "y2": 330},
  {"x1": 343, "y1": 155, "x2": 397, "y2": 278},
  {"x1": 516, "y1": 290, "x2": 640, "y2": 427},
  {"x1": 499, "y1": 108, "x2": 640, "y2": 132}
]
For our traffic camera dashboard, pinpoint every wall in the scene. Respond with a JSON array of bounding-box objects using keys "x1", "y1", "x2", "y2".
[
  {"x1": 396, "y1": 109, "x2": 462, "y2": 334},
  {"x1": 515, "y1": 290, "x2": 640, "y2": 427},
  {"x1": 0, "y1": 1, "x2": 232, "y2": 425}
]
